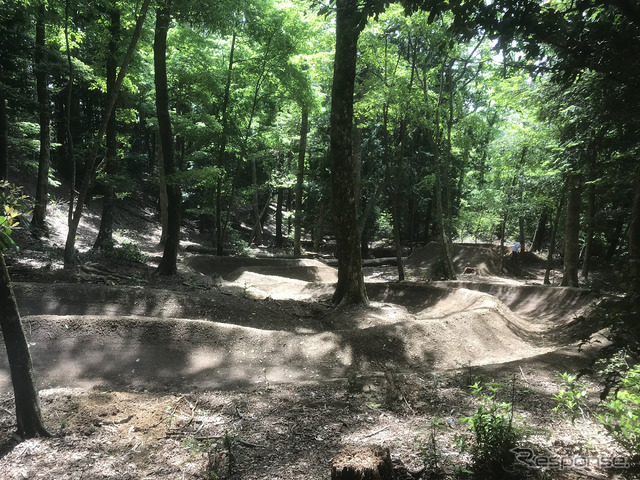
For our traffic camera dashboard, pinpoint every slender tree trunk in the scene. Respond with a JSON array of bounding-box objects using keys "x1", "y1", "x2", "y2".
[
  {"x1": 31, "y1": 3, "x2": 51, "y2": 234},
  {"x1": 63, "y1": 0, "x2": 151, "y2": 266},
  {"x1": 408, "y1": 191, "x2": 415, "y2": 250},
  {"x1": 215, "y1": 178, "x2": 223, "y2": 253},
  {"x1": 245, "y1": 37, "x2": 273, "y2": 247},
  {"x1": 357, "y1": 178, "x2": 387, "y2": 236},
  {"x1": 392, "y1": 118, "x2": 407, "y2": 281},
  {"x1": 94, "y1": 7, "x2": 121, "y2": 250},
  {"x1": 392, "y1": 197, "x2": 404, "y2": 280},
  {"x1": 63, "y1": 0, "x2": 75, "y2": 239},
  {"x1": 445, "y1": 61, "x2": 455, "y2": 231},
  {"x1": 629, "y1": 167, "x2": 640, "y2": 295},
  {"x1": 0, "y1": 253, "x2": 50, "y2": 439},
  {"x1": 606, "y1": 219, "x2": 624, "y2": 261},
  {"x1": 580, "y1": 181, "x2": 596, "y2": 279},
  {"x1": 499, "y1": 211, "x2": 507, "y2": 272},
  {"x1": 287, "y1": 189, "x2": 293, "y2": 235},
  {"x1": 275, "y1": 188, "x2": 284, "y2": 248},
  {"x1": 155, "y1": 1, "x2": 181, "y2": 275},
  {"x1": 250, "y1": 157, "x2": 263, "y2": 245},
  {"x1": 428, "y1": 129, "x2": 456, "y2": 279},
  {"x1": 518, "y1": 216, "x2": 526, "y2": 253},
  {"x1": 147, "y1": 126, "x2": 155, "y2": 172},
  {"x1": 330, "y1": 0, "x2": 368, "y2": 305},
  {"x1": 0, "y1": 93, "x2": 7, "y2": 180},
  {"x1": 294, "y1": 108, "x2": 308, "y2": 256},
  {"x1": 500, "y1": 146, "x2": 527, "y2": 272},
  {"x1": 353, "y1": 122, "x2": 362, "y2": 213},
  {"x1": 561, "y1": 174, "x2": 582, "y2": 287},
  {"x1": 157, "y1": 131, "x2": 169, "y2": 247},
  {"x1": 250, "y1": 190, "x2": 273, "y2": 244},
  {"x1": 313, "y1": 200, "x2": 329, "y2": 252},
  {"x1": 544, "y1": 186, "x2": 566, "y2": 285},
  {"x1": 390, "y1": 49, "x2": 415, "y2": 281},
  {"x1": 435, "y1": 157, "x2": 456, "y2": 279},
  {"x1": 531, "y1": 209, "x2": 548, "y2": 252},
  {"x1": 423, "y1": 199, "x2": 432, "y2": 243}
]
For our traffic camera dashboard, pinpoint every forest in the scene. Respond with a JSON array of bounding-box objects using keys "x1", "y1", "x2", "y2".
[{"x1": 0, "y1": 0, "x2": 639, "y2": 478}]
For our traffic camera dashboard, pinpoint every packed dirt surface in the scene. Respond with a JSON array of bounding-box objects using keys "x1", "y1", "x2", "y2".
[
  {"x1": 3, "y1": 250, "x2": 599, "y2": 393},
  {"x1": 0, "y1": 208, "x2": 636, "y2": 479}
]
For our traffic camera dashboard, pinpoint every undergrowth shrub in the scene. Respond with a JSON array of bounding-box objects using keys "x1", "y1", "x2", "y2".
[
  {"x1": 112, "y1": 243, "x2": 146, "y2": 263},
  {"x1": 553, "y1": 372, "x2": 588, "y2": 424},
  {"x1": 458, "y1": 381, "x2": 523, "y2": 479},
  {"x1": 418, "y1": 417, "x2": 450, "y2": 478},
  {"x1": 599, "y1": 364, "x2": 640, "y2": 456}
]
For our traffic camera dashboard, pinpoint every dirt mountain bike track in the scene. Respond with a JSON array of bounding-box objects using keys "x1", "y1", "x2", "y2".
[{"x1": 2, "y1": 247, "x2": 602, "y2": 393}]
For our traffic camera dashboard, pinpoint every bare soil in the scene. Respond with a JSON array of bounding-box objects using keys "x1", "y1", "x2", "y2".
[{"x1": 0, "y1": 201, "x2": 636, "y2": 479}]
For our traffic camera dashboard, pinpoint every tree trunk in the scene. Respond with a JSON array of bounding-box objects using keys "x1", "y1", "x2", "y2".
[
  {"x1": 518, "y1": 216, "x2": 526, "y2": 253},
  {"x1": 0, "y1": 253, "x2": 50, "y2": 438},
  {"x1": 246, "y1": 37, "x2": 273, "y2": 247},
  {"x1": 358, "y1": 178, "x2": 388, "y2": 237},
  {"x1": 423, "y1": 199, "x2": 432, "y2": 244},
  {"x1": 157, "y1": 132, "x2": 169, "y2": 247},
  {"x1": 629, "y1": 167, "x2": 640, "y2": 295},
  {"x1": 0, "y1": 92, "x2": 7, "y2": 180},
  {"x1": 580, "y1": 181, "x2": 596, "y2": 279},
  {"x1": 544, "y1": 186, "x2": 566, "y2": 285},
  {"x1": 331, "y1": 445, "x2": 394, "y2": 480},
  {"x1": 435, "y1": 166, "x2": 456, "y2": 279},
  {"x1": 63, "y1": 0, "x2": 151, "y2": 267},
  {"x1": 251, "y1": 190, "x2": 273, "y2": 244},
  {"x1": 155, "y1": 1, "x2": 181, "y2": 275},
  {"x1": 561, "y1": 174, "x2": 582, "y2": 287},
  {"x1": 250, "y1": 157, "x2": 263, "y2": 245},
  {"x1": 63, "y1": 0, "x2": 75, "y2": 240},
  {"x1": 313, "y1": 200, "x2": 329, "y2": 252},
  {"x1": 94, "y1": 7, "x2": 121, "y2": 250},
  {"x1": 146, "y1": 124, "x2": 155, "y2": 172},
  {"x1": 429, "y1": 129, "x2": 456, "y2": 280},
  {"x1": 294, "y1": 108, "x2": 308, "y2": 256},
  {"x1": 606, "y1": 218, "x2": 624, "y2": 261},
  {"x1": 330, "y1": 0, "x2": 368, "y2": 305},
  {"x1": 392, "y1": 118, "x2": 407, "y2": 281},
  {"x1": 215, "y1": 30, "x2": 235, "y2": 255},
  {"x1": 31, "y1": 3, "x2": 51, "y2": 234},
  {"x1": 499, "y1": 211, "x2": 507, "y2": 273},
  {"x1": 287, "y1": 189, "x2": 293, "y2": 235},
  {"x1": 353, "y1": 122, "x2": 362, "y2": 214},
  {"x1": 530, "y1": 209, "x2": 548, "y2": 252},
  {"x1": 500, "y1": 147, "x2": 528, "y2": 272},
  {"x1": 275, "y1": 188, "x2": 284, "y2": 248}
]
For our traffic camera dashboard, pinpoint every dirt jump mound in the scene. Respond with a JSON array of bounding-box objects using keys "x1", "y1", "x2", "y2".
[
  {"x1": 182, "y1": 255, "x2": 337, "y2": 283},
  {"x1": 406, "y1": 242, "x2": 506, "y2": 277}
]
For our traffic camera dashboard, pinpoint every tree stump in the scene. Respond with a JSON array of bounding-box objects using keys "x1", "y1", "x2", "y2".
[{"x1": 331, "y1": 445, "x2": 395, "y2": 480}]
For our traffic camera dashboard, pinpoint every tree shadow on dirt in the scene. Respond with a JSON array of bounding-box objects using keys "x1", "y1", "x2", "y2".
[
  {"x1": 0, "y1": 311, "x2": 435, "y2": 395},
  {"x1": 12, "y1": 282, "x2": 335, "y2": 332}
]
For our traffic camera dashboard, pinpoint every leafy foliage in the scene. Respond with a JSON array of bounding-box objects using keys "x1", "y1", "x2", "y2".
[
  {"x1": 553, "y1": 372, "x2": 588, "y2": 424},
  {"x1": 599, "y1": 364, "x2": 640, "y2": 455},
  {"x1": 0, "y1": 181, "x2": 31, "y2": 252},
  {"x1": 459, "y1": 381, "x2": 522, "y2": 479}
]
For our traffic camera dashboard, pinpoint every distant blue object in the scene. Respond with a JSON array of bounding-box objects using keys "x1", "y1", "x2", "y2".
[{"x1": 512, "y1": 242, "x2": 521, "y2": 253}]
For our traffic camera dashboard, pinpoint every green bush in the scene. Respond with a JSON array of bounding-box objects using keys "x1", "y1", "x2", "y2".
[
  {"x1": 0, "y1": 181, "x2": 31, "y2": 251},
  {"x1": 553, "y1": 372, "x2": 588, "y2": 424},
  {"x1": 112, "y1": 243, "x2": 147, "y2": 264},
  {"x1": 459, "y1": 382, "x2": 521, "y2": 479},
  {"x1": 599, "y1": 364, "x2": 640, "y2": 455}
]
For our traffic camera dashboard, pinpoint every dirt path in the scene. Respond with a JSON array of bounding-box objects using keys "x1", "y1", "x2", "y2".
[
  {"x1": 1, "y1": 240, "x2": 631, "y2": 480},
  {"x1": 2, "y1": 260, "x2": 602, "y2": 394}
]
